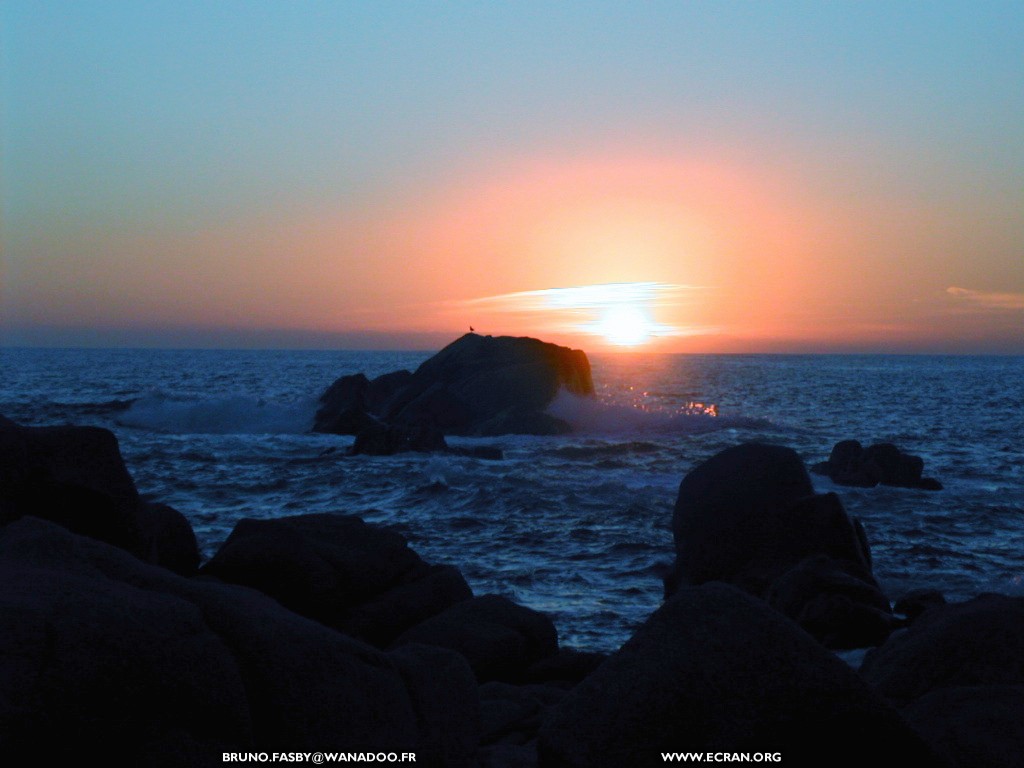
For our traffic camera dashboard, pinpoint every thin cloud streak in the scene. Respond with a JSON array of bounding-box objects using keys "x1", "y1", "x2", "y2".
[
  {"x1": 947, "y1": 286, "x2": 1024, "y2": 312},
  {"x1": 446, "y1": 282, "x2": 709, "y2": 340},
  {"x1": 459, "y1": 282, "x2": 702, "y2": 311}
]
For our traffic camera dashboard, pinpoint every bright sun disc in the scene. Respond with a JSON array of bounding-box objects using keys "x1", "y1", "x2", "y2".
[{"x1": 598, "y1": 305, "x2": 654, "y2": 346}]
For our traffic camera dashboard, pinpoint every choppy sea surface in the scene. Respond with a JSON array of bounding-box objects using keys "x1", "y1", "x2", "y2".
[{"x1": 2, "y1": 347, "x2": 1022, "y2": 651}]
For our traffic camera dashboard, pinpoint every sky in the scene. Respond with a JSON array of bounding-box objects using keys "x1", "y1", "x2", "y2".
[{"x1": 3, "y1": 1, "x2": 1022, "y2": 352}]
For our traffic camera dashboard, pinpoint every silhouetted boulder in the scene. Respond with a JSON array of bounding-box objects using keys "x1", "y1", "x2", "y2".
[
  {"x1": 479, "y1": 681, "x2": 567, "y2": 748},
  {"x1": 894, "y1": 588, "x2": 947, "y2": 621},
  {"x1": 525, "y1": 648, "x2": 607, "y2": 687},
  {"x1": 389, "y1": 643, "x2": 480, "y2": 768},
  {"x1": 343, "y1": 563, "x2": 474, "y2": 647},
  {"x1": 902, "y1": 685, "x2": 1024, "y2": 768},
  {"x1": 137, "y1": 500, "x2": 201, "y2": 576},
  {"x1": 0, "y1": 521, "x2": 250, "y2": 766},
  {"x1": 0, "y1": 416, "x2": 203, "y2": 577},
  {"x1": 0, "y1": 416, "x2": 144, "y2": 555},
  {"x1": 670, "y1": 443, "x2": 815, "y2": 587},
  {"x1": 201, "y1": 513, "x2": 470, "y2": 645},
  {"x1": 767, "y1": 554, "x2": 895, "y2": 648},
  {"x1": 0, "y1": 518, "x2": 439, "y2": 761},
  {"x1": 666, "y1": 443, "x2": 891, "y2": 647},
  {"x1": 392, "y1": 595, "x2": 559, "y2": 682},
  {"x1": 859, "y1": 594, "x2": 1024, "y2": 706},
  {"x1": 538, "y1": 583, "x2": 941, "y2": 768},
  {"x1": 812, "y1": 440, "x2": 942, "y2": 490},
  {"x1": 315, "y1": 333, "x2": 593, "y2": 437}
]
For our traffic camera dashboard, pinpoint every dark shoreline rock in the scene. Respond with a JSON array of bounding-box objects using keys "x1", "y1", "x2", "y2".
[
  {"x1": 538, "y1": 583, "x2": 942, "y2": 767},
  {"x1": 4, "y1": 415, "x2": 1019, "y2": 765},
  {"x1": 666, "y1": 442, "x2": 894, "y2": 648},
  {"x1": 314, "y1": 333, "x2": 594, "y2": 438},
  {"x1": 0, "y1": 415, "x2": 199, "y2": 574},
  {"x1": 200, "y1": 513, "x2": 473, "y2": 647}
]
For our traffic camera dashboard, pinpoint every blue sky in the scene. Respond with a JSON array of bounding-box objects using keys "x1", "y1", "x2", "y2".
[{"x1": 3, "y1": 1, "x2": 1023, "y2": 350}]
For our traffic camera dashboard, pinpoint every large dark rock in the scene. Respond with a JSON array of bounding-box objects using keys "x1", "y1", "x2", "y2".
[
  {"x1": 0, "y1": 523, "x2": 250, "y2": 765},
  {"x1": 894, "y1": 588, "x2": 947, "y2": 621},
  {"x1": 670, "y1": 443, "x2": 816, "y2": 587},
  {"x1": 767, "y1": 554, "x2": 895, "y2": 648},
  {"x1": 0, "y1": 416, "x2": 143, "y2": 554},
  {"x1": 344, "y1": 563, "x2": 474, "y2": 647},
  {"x1": 0, "y1": 416, "x2": 202, "y2": 575},
  {"x1": 859, "y1": 594, "x2": 1024, "y2": 706},
  {"x1": 137, "y1": 500, "x2": 201, "y2": 576},
  {"x1": 902, "y1": 685, "x2": 1024, "y2": 768},
  {"x1": 812, "y1": 440, "x2": 942, "y2": 490},
  {"x1": 314, "y1": 333, "x2": 593, "y2": 437},
  {"x1": 538, "y1": 583, "x2": 941, "y2": 768},
  {"x1": 392, "y1": 595, "x2": 559, "y2": 682},
  {"x1": 0, "y1": 517, "x2": 443, "y2": 762},
  {"x1": 479, "y1": 681, "x2": 568, "y2": 748},
  {"x1": 201, "y1": 513, "x2": 472, "y2": 646},
  {"x1": 666, "y1": 443, "x2": 891, "y2": 647},
  {"x1": 389, "y1": 643, "x2": 480, "y2": 768},
  {"x1": 313, "y1": 370, "x2": 417, "y2": 435}
]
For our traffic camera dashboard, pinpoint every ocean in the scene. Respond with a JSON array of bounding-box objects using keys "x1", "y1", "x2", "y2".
[{"x1": 2, "y1": 347, "x2": 1022, "y2": 651}]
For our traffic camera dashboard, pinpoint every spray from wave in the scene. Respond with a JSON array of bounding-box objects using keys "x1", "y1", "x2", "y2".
[
  {"x1": 546, "y1": 389, "x2": 769, "y2": 435},
  {"x1": 117, "y1": 392, "x2": 318, "y2": 435}
]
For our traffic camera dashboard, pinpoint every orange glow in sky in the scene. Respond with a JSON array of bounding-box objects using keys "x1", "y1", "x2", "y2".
[{"x1": 6, "y1": 148, "x2": 1022, "y2": 352}]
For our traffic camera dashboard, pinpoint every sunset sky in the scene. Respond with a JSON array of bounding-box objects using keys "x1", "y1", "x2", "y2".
[{"x1": 3, "y1": 1, "x2": 1022, "y2": 352}]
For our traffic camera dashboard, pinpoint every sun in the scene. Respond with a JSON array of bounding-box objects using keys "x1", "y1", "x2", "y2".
[{"x1": 597, "y1": 305, "x2": 655, "y2": 346}]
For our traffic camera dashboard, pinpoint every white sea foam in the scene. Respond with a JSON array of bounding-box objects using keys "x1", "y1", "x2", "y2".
[{"x1": 117, "y1": 392, "x2": 317, "y2": 435}]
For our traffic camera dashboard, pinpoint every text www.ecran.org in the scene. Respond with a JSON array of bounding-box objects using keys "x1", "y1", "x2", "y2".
[{"x1": 663, "y1": 753, "x2": 782, "y2": 763}]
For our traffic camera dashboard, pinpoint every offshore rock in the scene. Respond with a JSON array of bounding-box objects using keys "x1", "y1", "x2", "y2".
[
  {"x1": 812, "y1": 439, "x2": 943, "y2": 490},
  {"x1": 314, "y1": 333, "x2": 593, "y2": 437}
]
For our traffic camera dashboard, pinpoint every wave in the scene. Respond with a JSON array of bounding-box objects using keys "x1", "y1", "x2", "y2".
[
  {"x1": 546, "y1": 390, "x2": 771, "y2": 435},
  {"x1": 116, "y1": 392, "x2": 317, "y2": 435}
]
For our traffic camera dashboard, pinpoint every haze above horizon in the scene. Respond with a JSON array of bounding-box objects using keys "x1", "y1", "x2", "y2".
[{"x1": 3, "y1": 2, "x2": 1022, "y2": 353}]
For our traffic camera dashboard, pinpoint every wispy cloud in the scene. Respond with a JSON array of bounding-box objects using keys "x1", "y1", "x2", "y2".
[
  {"x1": 460, "y1": 282, "x2": 702, "y2": 312},
  {"x1": 946, "y1": 286, "x2": 1024, "y2": 312},
  {"x1": 444, "y1": 282, "x2": 708, "y2": 339}
]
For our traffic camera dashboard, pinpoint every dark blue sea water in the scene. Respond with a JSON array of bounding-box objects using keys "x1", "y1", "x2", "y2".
[{"x1": 2, "y1": 347, "x2": 1022, "y2": 651}]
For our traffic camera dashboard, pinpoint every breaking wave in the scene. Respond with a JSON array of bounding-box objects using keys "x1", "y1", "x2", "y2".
[{"x1": 117, "y1": 392, "x2": 317, "y2": 435}]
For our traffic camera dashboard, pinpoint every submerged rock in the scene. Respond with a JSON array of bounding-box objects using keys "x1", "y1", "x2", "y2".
[
  {"x1": 538, "y1": 583, "x2": 941, "y2": 767},
  {"x1": 812, "y1": 439, "x2": 942, "y2": 490},
  {"x1": 666, "y1": 442, "x2": 892, "y2": 648},
  {"x1": 351, "y1": 419, "x2": 449, "y2": 455},
  {"x1": 314, "y1": 333, "x2": 593, "y2": 437}
]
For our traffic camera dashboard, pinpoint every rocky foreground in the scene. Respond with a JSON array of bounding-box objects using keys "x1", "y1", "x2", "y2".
[{"x1": 1, "y1": 414, "x2": 1022, "y2": 767}]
